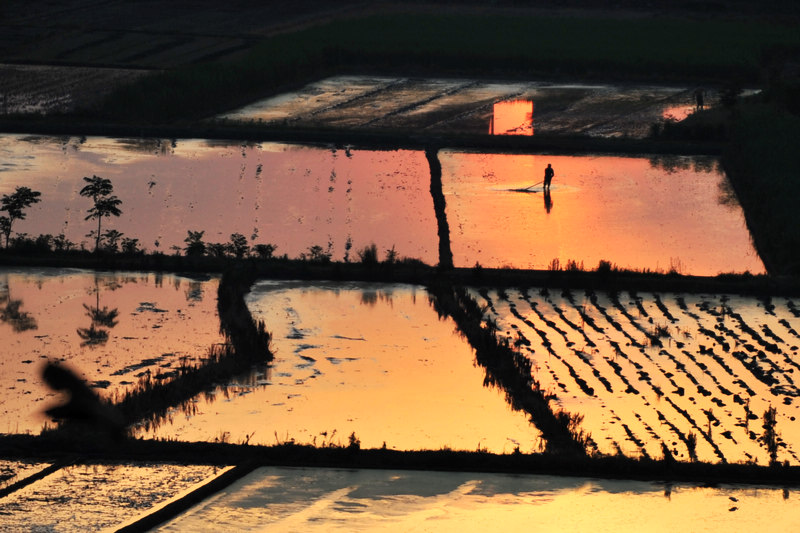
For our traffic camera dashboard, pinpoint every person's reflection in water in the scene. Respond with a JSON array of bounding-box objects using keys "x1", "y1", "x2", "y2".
[{"x1": 543, "y1": 188, "x2": 553, "y2": 214}]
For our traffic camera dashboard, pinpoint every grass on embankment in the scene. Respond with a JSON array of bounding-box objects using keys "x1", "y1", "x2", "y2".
[
  {"x1": 97, "y1": 13, "x2": 800, "y2": 123},
  {"x1": 2, "y1": 433, "x2": 799, "y2": 488}
]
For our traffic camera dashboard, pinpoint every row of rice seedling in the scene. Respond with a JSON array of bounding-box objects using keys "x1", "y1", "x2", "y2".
[{"x1": 472, "y1": 288, "x2": 800, "y2": 465}]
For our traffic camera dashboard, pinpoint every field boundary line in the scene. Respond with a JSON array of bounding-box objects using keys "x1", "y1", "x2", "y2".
[
  {"x1": 113, "y1": 462, "x2": 258, "y2": 533},
  {"x1": 0, "y1": 459, "x2": 73, "y2": 498}
]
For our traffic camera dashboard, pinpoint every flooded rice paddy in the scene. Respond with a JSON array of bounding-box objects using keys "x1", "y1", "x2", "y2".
[
  {"x1": 220, "y1": 76, "x2": 718, "y2": 139},
  {"x1": 0, "y1": 268, "x2": 222, "y2": 434},
  {"x1": 3, "y1": 269, "x2": 796, "y2": 465},
  {"x1": 475, "y1": 288, "x2": 800, "y2": 465},
  {"x1": 156, "y1": 467, "x2": 800, "y2": 532},
  {"x1": 0, "y1": 135, "x2": 437, "y2": 264},
  {"x1": 440, "y1": 151, "x2": 762, "y2": 274},
  {"x1": 0, "y1": 462, "x2": 224, "y2": 532},
  {"x1": 0, "y1": 134, "x2": 762, "y2": 274},
  {"x1": 0, "y1": 77, "x2": 787, "y2": 529},
  {"x1": 136, "y1": 281, "x2": 541, "y2": 453}
]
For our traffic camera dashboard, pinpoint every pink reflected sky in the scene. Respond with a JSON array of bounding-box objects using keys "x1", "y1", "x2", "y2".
[
  {"x1": 0, "y1": 135, "x2": 763, "y2": 274},
  {"x1": 0, "y1": 136, "x2": 437, "y2": 262},
  {"x1": 0, "y1": 268, "x2": 222, "y2": 434},
  {"x1": 441, "y1": 151, "x2": 763, "y2": 275}
]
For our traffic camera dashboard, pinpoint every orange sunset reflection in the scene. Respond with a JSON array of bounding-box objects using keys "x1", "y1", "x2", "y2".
[
  {"x1": 134, "y1": 281, "x2": 541, "y2": 453},
  {"x1": 441, "y1": 151, "x2": 764, "y2": 275},
  {"x1": 490, "y1": 100, "x2": 534, "y2": 135},
  {"x1": 0, "y1": 269, "x2": 222, "y2": 435}
]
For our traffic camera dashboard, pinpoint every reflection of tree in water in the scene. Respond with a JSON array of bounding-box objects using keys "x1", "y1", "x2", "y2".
[
  {"x1": 360, "y1": 288, "x2": 395, "y2": 307},
  {"x1": 76, "y1": 274, "x2": 119, "y2": 348},
  {"x1": 648, "y1": 154, "x2": 720, "y2": 174},
  {"x1": 717, "y1": 178, "x2": 741, "y2": 208},
  {"x1": 0, "y1": 274, "x2": 37, "y2": 332},
  {"x1": 185, "y1": 280, "x2": 204, "y2": 302},
  {"x1": 116, "y1": 137, "x2": 175, "y2": 155}
]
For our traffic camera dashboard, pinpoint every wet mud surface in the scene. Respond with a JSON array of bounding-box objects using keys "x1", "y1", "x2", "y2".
[
  {"x1": 223, "y1": 76, "x2": 717, "y2": 139},
  {"x1": 0, "y1": 462, "x2": 222, "y2": 532},
  {"x1": 0, "y1": 64, "x2": 148, "y2": 115}
]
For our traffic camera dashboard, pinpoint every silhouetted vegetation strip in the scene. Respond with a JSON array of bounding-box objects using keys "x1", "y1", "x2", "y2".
[
  {"x1": 114, "y1": 267, "x2": 273, "y2": 426},
  {"x1": 216, "y1": 265, "x2": 273, "y2": 360},
  {"x1": 3, "y1": 248, "x2": 800, "y2": 296},
  {"x1": 425, "y1": 148, "x2": 453, "y2": 270},
  {"x1": 723, "y1": 103, "x2": 800, "y2": 275},
  {"x1": 2, "y1": 435, "x2": 800, "y2": 487},
  {"x1": 95, "y1": 13, "x2": 800, "y2": 123},
  {"x1": 116, "y1": 463, "x2": 258, "y2": 533},
  {"x1": 0, "y1": 116, "x2": 726, "y2": 156},
  {"x1": 428, "y1": 283, "x2": 589, "y2": 455}
]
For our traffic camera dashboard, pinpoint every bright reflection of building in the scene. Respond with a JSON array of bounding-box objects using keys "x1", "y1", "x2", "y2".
[{"x1": 490, "y1": 100, "x2": 534, "y2": 136}]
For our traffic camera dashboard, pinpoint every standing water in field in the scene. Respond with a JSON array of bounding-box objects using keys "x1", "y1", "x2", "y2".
[
  {"x1": 155, "y1": 467, "x2": 800, "y2": 533},
  {"x1": 0, "y1": 268, "x2": 223, "y2": 435},
  {"x1": 441, "y1": 151, "x2": 763, "y2": 275},
  {"x1": 0, "y1": 135, "x2": 437, "y2": 263},
  {"x1": 475, "y1": 287, "x2": 800, "y2": 464},
  {"x1": 0, "y1": 135, "x2": 762, "y2": 274},
  {"x1": 133, "y1": 281, "x2": 541, "y2": 453}
]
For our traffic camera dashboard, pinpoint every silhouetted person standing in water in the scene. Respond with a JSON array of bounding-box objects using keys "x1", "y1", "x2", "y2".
[
  {"x1": 694, "y1": 88, "x2": 704, "y2": 111},
  {"x1": 544, "y1": 163, "x2": 554, "y2": 190}
]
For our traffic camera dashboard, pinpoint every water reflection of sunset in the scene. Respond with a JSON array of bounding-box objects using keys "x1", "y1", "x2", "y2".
[
  {"x1": 490, "y1": 100, "x2": 534, "y2": 135},
  {"x1": 135, "y1": 281, "x2": 541, "y2": 453},
  {"x1": 0, "y1": 136, "x2": 437, "y2": 263},
  {"x1": 156, "y1": 468, "x2": 800, "y2": 533},
  {"x1": 0, "y1": 269, "x2": 222, "y2": 434},
  {"x1": 441, "y1": 151, "x2": 764, "y2": 275}
]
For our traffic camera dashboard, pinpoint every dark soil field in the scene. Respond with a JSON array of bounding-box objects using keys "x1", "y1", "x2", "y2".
[{"x1": 0, "y1": 1, "x2": 368, "y2": 69}]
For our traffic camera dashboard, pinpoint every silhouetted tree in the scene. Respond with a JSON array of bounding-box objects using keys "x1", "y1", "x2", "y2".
[
  {"x1": 79, "y1": 175, "x2": 122, "y2": 252},
  {"x1": 358, "y1": 243, "x2": 379, "y2": 265},
  {"x1": 184, "y1": 230, "x2": 206, "y2": 257},
  {"x1": 303, "y1": 244, "x2": 331, "y2": 263},
  {"x1": 253, "y1": 243, "x2": 277, "y2": 259},
  {"x1": 102, "y1": 229, "x2": 124, "y2": 253},
  {"x1": 0, "y1": 186, "x2": 41, "y2": 248},
  {"x1": 229, "y1": 233, "x2": 249, "y2": 259},
  {"x1": 207, "y1": 242, "x2": 230, "y2": 258},
  {"x1": 120, "y1": 237, "x2": 140, "y2": 254},
  {"x1": 0, "y1": 217, "x2": 10, "y2": 248},
  {"x1": 53, "y1": 233, "x2": 75, "y2": 252}
]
